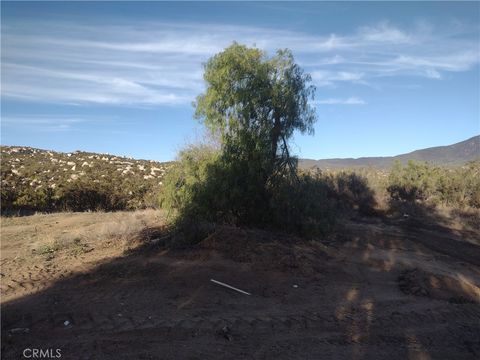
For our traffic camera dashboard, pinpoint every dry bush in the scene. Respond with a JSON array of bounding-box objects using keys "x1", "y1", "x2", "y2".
[
  {"x1": 92, "y1": 210, "x2": 163, "y2": 245},
  {"x1": 31, "y1": 210, "x2": 165, "y2": 256},
  {"x1": 387, "y1": 160, "x2": 480, "y2": 208}
]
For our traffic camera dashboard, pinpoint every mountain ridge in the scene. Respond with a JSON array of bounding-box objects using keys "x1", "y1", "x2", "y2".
[
  {"x1": 1, "y1": 135, "x2": 478, "y2": 171},
  {"x1": 299, "y1": 135, "x2": 480, "y2": 169}
]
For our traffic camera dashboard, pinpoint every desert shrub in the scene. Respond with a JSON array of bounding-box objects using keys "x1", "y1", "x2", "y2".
[
  {"x1": 387, "y1": 161, "x2": 438, "y2": 202},
  {"x1": 436, "y1": 161, "x2": 480, "y2": 208},
  {"x1": 328, "y1": 171, "x2": 377, "y2": 214},
  {"x1": 160, "y1": 144, "x2": 219, "y2": 216},
  {"x1": 269, "y1": 172, "x2": 338, "y2": 236},
  {"x1": 1, "y1": 186, "x2": 18, "y2": 213},
  {"x1": 387, "y1": 160, "x2": 480, "y2": 208},
  {"x1": 161, "y1": 143, "x2": 271, "y2": 225},
  {"x1": 12, "y1": 187, "x2": 55, "y2": 213},
  {"x1": 1, "y1": 146, "x2": 171, "y2": 214},
  {"x1": 56, "y1": 182, "x2": 127, "y2": 212}
]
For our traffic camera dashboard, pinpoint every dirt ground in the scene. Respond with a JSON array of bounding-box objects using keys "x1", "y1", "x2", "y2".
[{"x1": 1, "y1": 210, "x2": 479, "y2": 359}]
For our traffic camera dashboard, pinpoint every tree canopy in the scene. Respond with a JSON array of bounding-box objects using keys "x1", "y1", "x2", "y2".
[{"x1": 194, "y1": 43, "x2": 317, "y2": 177}]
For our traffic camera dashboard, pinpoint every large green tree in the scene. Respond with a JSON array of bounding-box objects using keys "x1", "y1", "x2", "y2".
[
  {"x1": 194, "y1": 43, "x2": 317, "y2": 178},
  {"x1": 162, "y1": 43, "x2": 321, "y2": 233}
]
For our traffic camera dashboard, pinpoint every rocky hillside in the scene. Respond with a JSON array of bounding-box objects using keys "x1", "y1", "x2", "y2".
[
  {"x1": 1, "y1": 146, "x2": 172, "y2": 213},
  {"x1": 300, "y1": 135, "x2": 480, "y2": 170}
]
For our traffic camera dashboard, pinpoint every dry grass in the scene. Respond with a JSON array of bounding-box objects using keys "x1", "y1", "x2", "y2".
[
  {"x1": 436, "y1": 205, "x2": 480, "y2": 234},
  {"x1": 93, "y1": 209, "x2": 165, "y2": 249},
  {"x1": 1, "y1": 209, "x2": 166, "y2": 261}
]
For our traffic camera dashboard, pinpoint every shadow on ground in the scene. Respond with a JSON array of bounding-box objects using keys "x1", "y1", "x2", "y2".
[{"x1": 2, "y1": 197, "x2": 480, "y2": 359}]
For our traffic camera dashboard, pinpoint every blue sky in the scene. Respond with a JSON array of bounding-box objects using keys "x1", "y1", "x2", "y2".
[{"x1": 1, "y1": 1, "x2": 479, "y2": 161}]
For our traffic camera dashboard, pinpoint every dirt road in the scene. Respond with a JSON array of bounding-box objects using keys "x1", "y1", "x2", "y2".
[{"x1": 1, "y1": 212, "x2": 479, "y2": 359}]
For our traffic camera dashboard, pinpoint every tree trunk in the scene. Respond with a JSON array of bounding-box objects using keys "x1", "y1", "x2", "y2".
[{"x1": 271, "y1": 115, "x2": 281, "y2": 162}]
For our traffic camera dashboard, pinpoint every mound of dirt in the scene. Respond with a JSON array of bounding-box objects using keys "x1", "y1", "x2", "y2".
[
  {"x1": 398, "y1": 268, "x2": 480, "y2": 304},
  {"x1": 198, "y1": 226, "x2": 331, "y2": 275}
]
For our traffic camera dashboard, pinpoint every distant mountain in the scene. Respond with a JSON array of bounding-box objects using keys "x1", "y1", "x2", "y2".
[{"x1": 299, "y1": 135, "x2": 480, "y2": 170}]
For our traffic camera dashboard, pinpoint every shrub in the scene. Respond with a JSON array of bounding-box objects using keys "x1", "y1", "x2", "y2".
[
  {"x1": 160, "y1": 144, "x2": 219, "y2": 217},
  {"x1": 56, "y1": 182, "x2": 127, "y2": 212},
  {"x1": 161, "y1": 143, "x2": 272, "y2": 229},
  {"x1": 0, "y1": 146, "x2": 169, "y2": 215},
  {"x1": 386, "y1": 160, "x2": 480, "y2": 208},
  {"x1": 269, "y1": 172, "x2": 338, "y2": 236},
  {"x1": 387, "y1": 161, "x2": 437, "y2": 202},
  {"x1": 327, "y1": 171, "x2": 377, "y2": 215},
  {"x1": 13, "y1": 187, "x2": 55, "y2": 213}
]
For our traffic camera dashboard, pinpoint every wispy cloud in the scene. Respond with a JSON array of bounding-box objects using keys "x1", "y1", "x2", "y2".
[
  {"x1": 1, "y1": 19, "x2": 478, "y2": 106},
  {"x1": 357, "y1": 21, "x2": 412, "y2": 44},
  {"x1": 311, "y1": 70, "x2": 366, "y2": 86},
  {"x1": 316, "y1": 97, "x2": 366, "y2": 105},
  {"x1": 1, "y1": 115, "x2": 112, "y2": 132}
]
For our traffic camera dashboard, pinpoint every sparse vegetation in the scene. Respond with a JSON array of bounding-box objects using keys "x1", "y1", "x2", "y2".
[
  {"x1": 387, "y1": 160, "x2": 480, "y2": 208},
  {"x1": 2, "y1": 145, "x2": 478, "y2": 234},
  {"x1": 1, "y1": 146, "x2": 171, "y2": 214}
]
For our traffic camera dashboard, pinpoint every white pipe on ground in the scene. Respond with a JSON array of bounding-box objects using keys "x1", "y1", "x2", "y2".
[{"x1": 210, "y1": 278, "x2": 251, "y2": 296}]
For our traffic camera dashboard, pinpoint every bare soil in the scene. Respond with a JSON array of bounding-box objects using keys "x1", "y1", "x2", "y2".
[{"x1": 1, "y1": 211, "x2": 479, "y2": 359}]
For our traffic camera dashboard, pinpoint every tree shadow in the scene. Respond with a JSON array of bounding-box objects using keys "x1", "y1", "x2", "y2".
[{"x1": 384, "y1": 199, "x2": 480, "y2": 266}]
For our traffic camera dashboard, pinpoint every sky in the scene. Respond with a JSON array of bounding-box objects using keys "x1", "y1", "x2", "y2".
[{"x1": 1, "y1": 1, "x2": 479, "y2": 162}]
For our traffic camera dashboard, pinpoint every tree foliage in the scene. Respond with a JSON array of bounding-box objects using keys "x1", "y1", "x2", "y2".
[{"x1": 194, "y1": 43, "x2": 316, "y2": 178}]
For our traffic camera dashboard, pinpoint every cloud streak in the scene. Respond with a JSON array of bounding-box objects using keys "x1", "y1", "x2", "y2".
[
  {"x1": 1, "y1": 115, "x2": 129, "y2": 133},
  {"x1": 1, "y1": 20, "x2": 478, "y2": 106},
  {"x1": 316, "y1": 97, "x2": 366, "y2": 105},
  {"x1": 1, "y1": 115, "x2": 97, "y2": 132}
]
